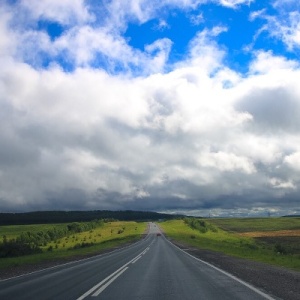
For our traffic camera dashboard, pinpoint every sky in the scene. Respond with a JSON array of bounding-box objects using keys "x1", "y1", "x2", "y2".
[{"x1": 0, "y1": 0, "x2": 300, "y2": 217}]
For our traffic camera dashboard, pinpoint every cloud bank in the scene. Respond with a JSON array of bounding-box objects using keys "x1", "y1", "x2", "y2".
[{"x1": 0, "y1": 0, "x2": 300, "y2": 216}]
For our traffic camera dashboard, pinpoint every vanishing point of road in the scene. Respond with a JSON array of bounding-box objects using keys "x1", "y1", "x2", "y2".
[{"x1": 0, "y1": 223, "x2": 276, "y2": 300}]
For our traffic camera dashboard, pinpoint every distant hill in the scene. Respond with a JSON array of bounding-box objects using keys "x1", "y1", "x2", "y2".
[
  {"x1": 0, "y1": 210, "x2": 183, "y2": 225},
  {"x1": 282, "y1": 215, "x2": 300, "y2": 218}
]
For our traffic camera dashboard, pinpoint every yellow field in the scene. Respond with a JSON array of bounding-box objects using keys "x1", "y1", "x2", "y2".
[
  {"x1": 45, "y1": 221, "x2": 145, "y2": 250},
  {"x1": 239, "y1": 230, "x2": 300, "y2": 238}
]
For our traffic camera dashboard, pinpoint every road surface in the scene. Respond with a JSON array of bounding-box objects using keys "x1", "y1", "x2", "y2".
[{"x1": 0, "y1": 223, "x2": 275, "y2": 300}]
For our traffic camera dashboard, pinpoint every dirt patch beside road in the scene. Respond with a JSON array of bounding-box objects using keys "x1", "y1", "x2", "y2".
[{"x1": 171, "y1": 239, "x2": 300, "y2": 300}]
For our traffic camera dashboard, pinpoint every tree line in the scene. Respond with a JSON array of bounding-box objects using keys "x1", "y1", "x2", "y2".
[{"x1": 0, "y1": 210, "x2": 179, "y2": 225}]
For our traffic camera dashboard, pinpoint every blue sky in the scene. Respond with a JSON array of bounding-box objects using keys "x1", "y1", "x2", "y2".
[
  {"x1": 17, "y1": 0, "x2": 299, "y2": 73},
  {"x1": 1, "y1": 0, "x2": 300, "y2": 216}
]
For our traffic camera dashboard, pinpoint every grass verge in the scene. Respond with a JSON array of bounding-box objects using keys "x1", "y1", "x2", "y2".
[
  {"x1": 159, "y1": 219, "x2": 300, "y2": 271},
  {"x1": 0, "y1": 221, "x2": 147, "y2": 270}
]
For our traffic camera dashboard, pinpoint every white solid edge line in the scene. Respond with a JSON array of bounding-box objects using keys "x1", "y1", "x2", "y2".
[
  {"x1": 92, "y1": 267, "x2": 129, "y2": 297},
  {"x1": 166, "y1": 238, "x2": 275, "y2": 300}
]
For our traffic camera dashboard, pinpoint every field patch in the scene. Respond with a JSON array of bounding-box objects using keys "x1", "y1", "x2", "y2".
[
  {"x1": 208, "y1": 217, "x2": 300, "y2": 233},
  {"x1": 238, "y1": 230, "x2": 300, "y2": 237},
  {"x1": 238, "y1": 230, "x2": 300, "y2": 256}
]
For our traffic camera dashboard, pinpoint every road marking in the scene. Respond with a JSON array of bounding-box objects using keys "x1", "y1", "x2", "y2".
[
  {"x1": 92, "y1": 267, "x2": 128, "y2": 297},
  {"x1": 131, "y1": 255, "x2": 142, "y2": 264},
  {"x1": 141, "y1": 247, "x2": 149, "y2": 255},
  {"x1": 167, "y1": 239, "x2": 275, "y2": 300},
  {"x1": 77, "y1": 246, "x2": 149, "y2": 300}
]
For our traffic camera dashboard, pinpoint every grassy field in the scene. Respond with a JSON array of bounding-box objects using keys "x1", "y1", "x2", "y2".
[
  {"x1": 159, "y1": 218, "x2": 300, "y2": 271},
  {"x1": 43, "y1": 221, "x2": 145, "y2": 250},
  {"x1": 0, "y1": 221, "x2": 147, "y2": 270}
]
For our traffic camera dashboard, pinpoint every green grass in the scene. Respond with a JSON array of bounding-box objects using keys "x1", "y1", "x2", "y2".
[
  {"x1": 207, "y1": 217, "x2": 300, "y2": 232},
  {"x1": 160, "y1": 219, "x2": 300, "y2": 271},
  {"x1": 0, "y1": 221, "x2": 147, "y2": 270}
]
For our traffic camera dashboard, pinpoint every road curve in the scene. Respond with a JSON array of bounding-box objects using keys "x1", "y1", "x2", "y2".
[{"x1": 0, "y1": 223, "x2": 276, "y2": 300}]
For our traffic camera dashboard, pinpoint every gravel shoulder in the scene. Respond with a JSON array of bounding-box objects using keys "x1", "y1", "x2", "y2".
[{"x1": 171, "y1": 239, "x2": 300, "y2": 300}]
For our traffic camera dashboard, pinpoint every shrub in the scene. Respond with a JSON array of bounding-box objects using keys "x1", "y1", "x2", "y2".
[
  {"x1": 274, "y1": 243, "x2": 287, "y2": 255},
  {"x1": 71, "y1": 242, "x2": 95, "y2": 250},
  {"x1": 0, "y1": 239, "x2": 42, "y2": 258},
  {"x1": 184, "y1": 218, "x2": 207, "y2": 233}
]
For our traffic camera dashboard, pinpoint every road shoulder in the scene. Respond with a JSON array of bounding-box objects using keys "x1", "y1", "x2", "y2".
[{"x1": 171, "y1": 239, "x2": 300, "y2": 300}]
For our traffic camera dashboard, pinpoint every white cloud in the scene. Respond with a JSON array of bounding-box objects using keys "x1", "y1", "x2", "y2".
[
  {"x1": 269, "y1": 178, "x2": 296, "y2": 190},
  {"x1": 100, "y1": 0, "x2": 205, "y2": 30},
  {"x1": 189, "y1": 12, "x2": 204, "y2": 25},
  {"x1": 2, "y1": 0, "x2": 252, "y2": 74},
  {"x1": 3, "y1": 1, "x2": 176, "y2": 74},
  {"x1": 156, "y1": 19, "x2": 170, "y2": 30},
  {"x1": 20, "y1": 0, "x2": 92, "y2": 25},
  {"x1": 234, "y1": 51, "x2": 300, "y2": 136},
  {"x1": 183, "y1": 27, "x2": 227, "y2": 72},
  {"x1": 2, "y1": 43, "x2": 300, "y2": 213},
  {"x1": 217, "y1": 0, "x2": 253, "y2": 8},
  {"x1": 229, "y1": 135, "x2": 282, "y2": 165},
  {"x1": 0, "y1": 6, "x2": 15, "y2": 57},
  {"x1": 284, "y1": 152, "x2": 300, "y2": 171},
  {"x1": 268, "y1": 12, "x2": 300, "y2": 51},
  {"x1": 53, "y1": 26, "x2": 143, "y2": 68},
  {"x1": 249, "y1": 9, "x2": 266, "y2": 22},
  {"x1": 279, "y1": 12, "x2": 300, "y2": 50},
  {"x1": 144, "y1": 38, "x2": 173, "y2": 72},
  {"x1": 249, "y1": 50, "x2": 299, "y2": 74},
  {"x1": 197, "y1": 151, "x2": 256, "y2": 174},
  {"x1": 95, "y1": 0, "x2": 251, "y2": 31},
  {"x1": 273, "y1": 0, "x2": 300, "y2": 10},
  {"x1": 253, "y1": 2, "x2": 300, "y2": 51}
]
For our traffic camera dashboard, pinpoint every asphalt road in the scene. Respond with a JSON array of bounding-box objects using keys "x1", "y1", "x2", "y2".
[{"x1": 0, "y1": 223, "x2": 276, "y2": 300}]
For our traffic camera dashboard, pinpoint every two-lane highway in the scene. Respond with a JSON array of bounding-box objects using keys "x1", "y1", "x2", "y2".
[{"x1": 0, "y1": 223, "x2": 276, "y2": 300}]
